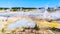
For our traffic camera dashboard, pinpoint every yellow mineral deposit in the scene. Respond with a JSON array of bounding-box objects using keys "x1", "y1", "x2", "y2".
[{"x1": 36, "y1": 20, "x2": 60, "y2": 28}]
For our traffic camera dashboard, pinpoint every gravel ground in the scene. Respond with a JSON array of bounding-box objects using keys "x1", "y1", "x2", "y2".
[{"x1": 1, "y1": 28, "x2": 60, "y2": 34}]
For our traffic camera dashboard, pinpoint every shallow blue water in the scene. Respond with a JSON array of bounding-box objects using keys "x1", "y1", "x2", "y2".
[{"x1": 6, "y1": 18, "x2": 35, "y2": 29}]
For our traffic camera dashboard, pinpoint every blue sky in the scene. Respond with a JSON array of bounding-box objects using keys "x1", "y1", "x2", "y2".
[{"x1": 0, "y1": 0, "x2": 60, "y2": 7}]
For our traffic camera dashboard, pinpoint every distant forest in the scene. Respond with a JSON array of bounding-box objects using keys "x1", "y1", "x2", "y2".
[
  {"x1": 0, "y1": 7, "x2": 36, "y2": 10},
  {"x1": 0, "y1": 7, "x2": 60, "y2": 11},
  {"x1": 0, "y1": 7, "x2": 37, "y2": 11}
]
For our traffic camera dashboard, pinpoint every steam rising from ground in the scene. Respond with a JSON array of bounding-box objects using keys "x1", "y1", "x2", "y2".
[{"x1": 0, "y1": 10, "x2": 60, "y2": 29}]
